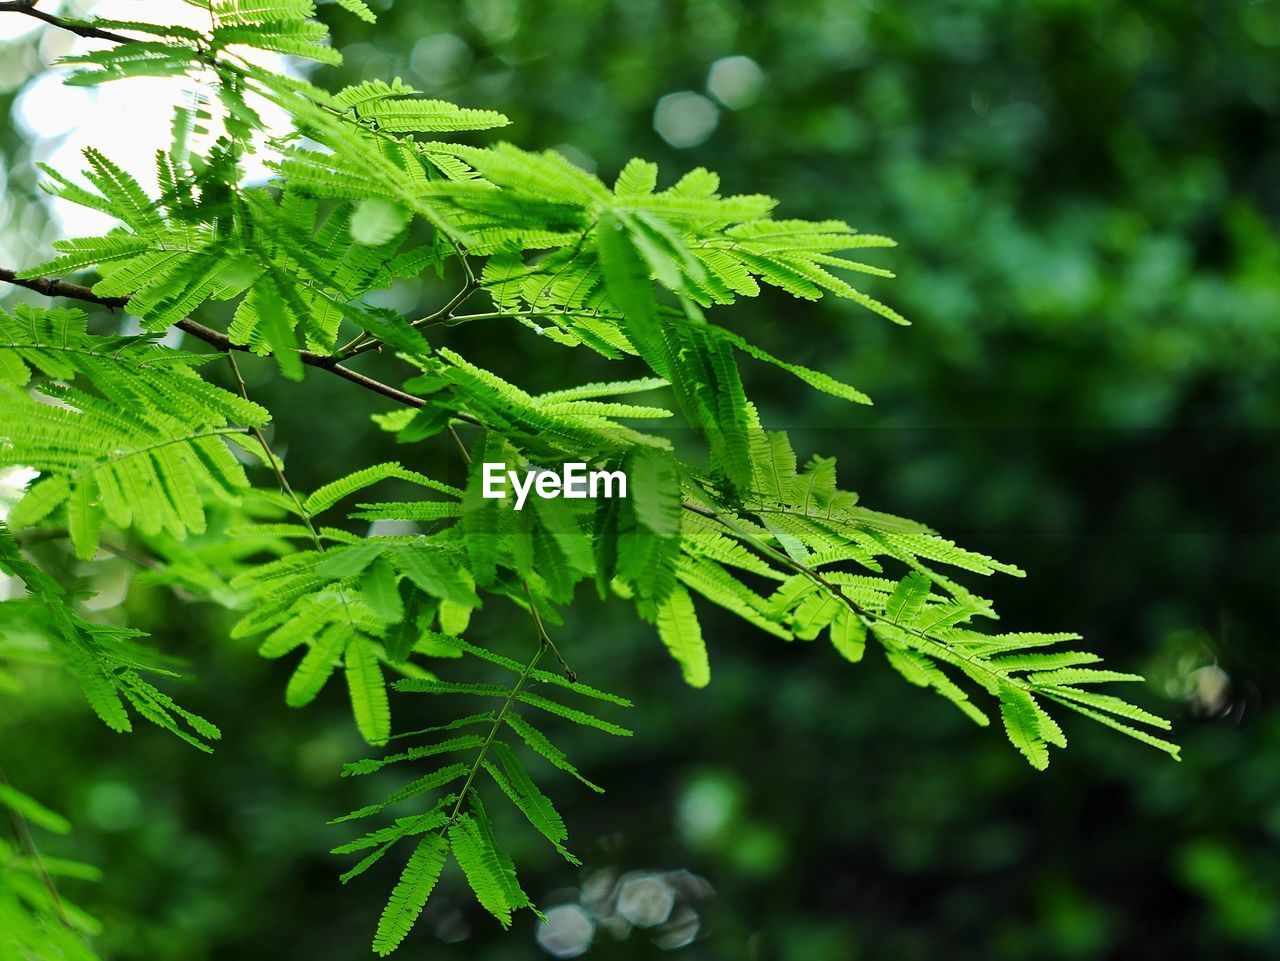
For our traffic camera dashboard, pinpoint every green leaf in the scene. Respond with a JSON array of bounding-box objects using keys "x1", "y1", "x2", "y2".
[
  {"x1": 485, "y1": 741, "x2": 576, "y2": 862},
  {"x1": 260, "y1": 593, "x2": 345, "y2": 658},
  {"x1": 351, "y1": 198, "x2": 412, "y2": 246},
  {"x1": 462, "y1": 436, "x2": 502, "y2": 589},
  {"x1": 250, "y1": 275, "x2": 304, "y2": 381},
  {"x1": 317, "y1": 539, "x2": 387, "y2": 579},
  {"x1": 438, "y1": 598, "x2": 472, "y2": 636},
  {"x1": 829, "y1": 608, "x2": 867, "y2": 663},
  {"x1": 421, "y1": 634, "x2": 631, "y2": 705},
  {"x1": 503, "y1": 714, "x2": 603, "y2": 792},
  {"x1": 595, "y1": 211, "x2": 670, "y2": 378},
  {"x1": 336, "y1": 0, "x2": 377, "y2": 22},
  {"x1": 998, "y1": 682, "x2": 1052, "y2": 771},
  {"x1": 627, "y1": 448, "x2": 681, "y2": 536},
  {"x1": 1026, "y1": 668, "x2": 1145, "y2": 687},
  {"x1": 516, "y1": 690, "x2": 633, "y2": 737},
  {"x1": 333, "y1": 764, "x2": 470, "y2": 823},
  {"x1": 615, "y1": 158, "x2": 658, "y2": 197},
  {"x1": 0, "y1": 784, "x2": 72, "y2": 835},
  {"x1": 448, "y1": 802, "x2": 530, "y2": 929},
  {"x1": 1046, "y1": 696, "x2": 1181, "y2": 760},
  {"x1": 10, "y1": 474, "x2": 70, "y2": 528},
  {"x1": 536, "y1": 377, "x2": 668, "y2": 404},
  {"x1": 343, "y1": 735, "x2": 486, "y2": 777},
  {"x1": 304, "y1": 462, "x2": 461, "y2": 516},
  {"x1": 883, "y1": 648, "x2": 989, "y2": 727},
  {"x1": 886, "y1": 571, "x2": 930, "y2": 625},
  {"x1": 385, "y1": 588, "x2": 429, "y2": 663},
  {"x1": 360, "y1": 559, "x2": 404, "y2": 625},
  {"x1": 286, "y1": 622, "x2": 348, "y2": 707},
  {"x1": 68, "y1": 475, "x2": 101, "y2": 561},
  {"x1": 346, "y1": 635, "x2": 391, "y2": 746},
  {"x1": 1043, "y1": 688, "x2": 1172, "y2": 729},
  {"x1": 336, "y1": 810, "x2": 449, "y2": 875},
  {"x1": 372, "y1": 834, "x2": 448, "y2": 956},
  {"x1": 654, "y1": 584, "x2": 710, "y2": 687},
  {"x1": 388, "y1": 543, "x2": 480, "y2": 607},
  {"x1": 989, "y1": 651, "x2": 1103, "y2": 673}
]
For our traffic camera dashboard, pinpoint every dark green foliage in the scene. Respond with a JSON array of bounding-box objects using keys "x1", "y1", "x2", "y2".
[{"x1": 0, "y1": 783, "x2": 104, "y2": 961}]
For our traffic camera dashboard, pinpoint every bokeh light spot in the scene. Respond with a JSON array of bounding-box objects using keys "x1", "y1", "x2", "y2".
[
  {"x1": 676, "y1": 772, "x2": 738, "y2": 844},
  {"x1": 85, "y1": 780, "x2": 143, "y2": 831},
  {"x1": 409, "y1": 33, "x2": 473, "y2": 89},
  {"x1": 15, "y1": 70, "x2": 96, "y2": 139},
  {"x1": 536, "y1": 903, "x2": 594, "y2": 958},
  {"x1": 706, "y1": 55, "x2": 765, "y2": 110},
  {"x1": 653, "y1": 92, "x2": 719, "y2": 149},
  {"x1": 616, "y1": 874, "x2": 675, "y2": 928}
]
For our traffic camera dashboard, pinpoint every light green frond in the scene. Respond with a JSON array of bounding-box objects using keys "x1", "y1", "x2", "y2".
[{"x1": 372, "y1": 834, "x2": 448, "y2": 956}]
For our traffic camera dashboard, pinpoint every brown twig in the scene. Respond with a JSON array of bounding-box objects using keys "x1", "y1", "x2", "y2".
[
  {"x1": 340, "y1": 275, "x2": 479, "y2": 359},
  {"x1": 0, "y1": 1, "x2": 134, "y2": 44},
  {"x1": 0, "y1": 269, "x2": 429, "y2": 410}
]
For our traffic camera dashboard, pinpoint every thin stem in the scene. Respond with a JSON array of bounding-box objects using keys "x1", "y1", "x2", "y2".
[
  {"x1": 521, "y1": 579, "x2": 574, "y2": 682},
  {"x1": 439, "y1": 422, "x2": 575, "y2": 681},
  {"x1": 0, "y1": 763, "x2": 68, "y2": 927},
  {"x1": 340, "y1": 275, "x2": 479, "y2": 358},
  {"x1": 13, "y1": 527, "x2": 160, "y2": 570},
  {"x1": 447, "y1": 425, "x2": 472, "y2": 466},
  {"x1": 101, "y1": 426, "x2": 251, "y2": 465},
  {"x1": 430, "y1": 309, "x2": 623, "y2": 327},
  {"x1": 224, "y1": 354, "x2": 384, "y2": 685},
  {"x1": 441, "y1": 640, "x2": 545, "y2": 830},
  {"x1": 225, "y1": 355, "x2": 322, "y2": 549},
  {"x1": 320, "y1": 361, "x2": 427, "y2": 410},
  {"x1": 452, "y1": 245, "x2": 476, "y2": 286}
]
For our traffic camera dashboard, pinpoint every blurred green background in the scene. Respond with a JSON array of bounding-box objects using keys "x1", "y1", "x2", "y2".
[{"x1": 2, "y1": 0, "x2": 1278, "y2": 958}]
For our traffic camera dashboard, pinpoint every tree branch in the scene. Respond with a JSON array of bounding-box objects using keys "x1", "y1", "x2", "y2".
[
  {"x1": 13, "y1": 527, "x2": 161, "y2": 570},
  {"x1": 0, "y1": 1, "x2": 134, "y2": 44},
  {"x1": 0, "y1": 268, "x2": 430, "y2": 410},
  {"x1": 340, "y1": 274, "x2": 478, "y2": 358},
  {"x1": 0, "y1": 269, "x2": 125, "y2": 308}
]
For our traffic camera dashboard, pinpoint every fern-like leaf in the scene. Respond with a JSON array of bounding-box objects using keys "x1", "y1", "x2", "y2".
[{"x1": 372, "y1": 834, "x2": 448, "y2": 956}]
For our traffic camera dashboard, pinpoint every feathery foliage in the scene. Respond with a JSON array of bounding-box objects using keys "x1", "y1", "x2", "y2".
[
  {"x1": 0, "y1": 783, "x2": 104, "y2": 961},
  {"x1": 0, "y1": 0, "x2": 1177, "y2": 953},
  {"x1": 0, "y1": 523, "x2": 220, "y2": 750}
]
